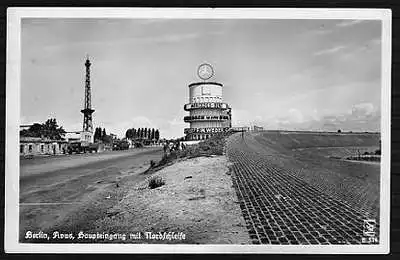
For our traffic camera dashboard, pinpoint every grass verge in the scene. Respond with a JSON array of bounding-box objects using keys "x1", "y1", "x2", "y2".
[{"x1": 142, "y1": 132, "x2": 233, "y2": 175}]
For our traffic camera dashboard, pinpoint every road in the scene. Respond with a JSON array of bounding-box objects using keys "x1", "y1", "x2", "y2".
[{"x1": 19, "y1": 147, "x2": 164, "y2": 242}]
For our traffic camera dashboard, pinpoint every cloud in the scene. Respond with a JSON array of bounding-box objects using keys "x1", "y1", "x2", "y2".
[
  {"x1": 370, "y1": 37, "x2": 381, "y2": 46},
  {"x1": 339, "y1": 38, "x2": 381, "y2": 60},
  {"x1": 258, "y1": 102, "x2": 380, "y2": 132},
  {"x1": 155, "y1": 33, "x2": 199, "y2": 43},
  {"x1": 348, "y1": 102, "x2": 376, "y2": 119},
  {"x1": 315, "y1": 103, "x2": 380, "y2": 132},
  {"x1": 40, "y1": 32, "x2": 201, "y2": 56},
  {"x1": 152, "y1": 109, "x2": 188, "y2": 139},
  {"x1": 313, "y1": 45, "x2": 346, "y2": 56},
  {"x1": 231, "y1": 109, "x2": 256, "y2": 126},
  {"x1": 336, "y1": 20, "x2": 365, "y2": 27},
  {"x1": 306, "y1": 24, "x2": 333, "y2": 36},
  {"x1": 288, "y1": 108, "x2": 304, "y2": 123}
]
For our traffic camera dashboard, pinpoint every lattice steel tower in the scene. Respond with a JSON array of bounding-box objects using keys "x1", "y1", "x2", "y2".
[{"x1": 81, "y1": 56, "x2": 95, "y2": 136}]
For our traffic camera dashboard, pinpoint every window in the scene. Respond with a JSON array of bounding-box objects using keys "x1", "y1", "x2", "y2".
[
  {"x1": 40, "y1": 145, "x2": 44, "y2": 153},
  {"x1": 20, "y1": 145, "x2": 24, "y2": 153},
  {"x1": 28, "y1": 145, "x2": 33, "y2": 153}
]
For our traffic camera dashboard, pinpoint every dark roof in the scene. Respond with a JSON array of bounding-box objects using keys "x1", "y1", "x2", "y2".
[{"x1": 188, "y1": 82, "x2": 223, "y2": 88}]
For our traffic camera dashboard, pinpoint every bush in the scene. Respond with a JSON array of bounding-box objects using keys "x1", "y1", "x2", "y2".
[
  {"x1": 157, "y1": 151, "x2": 178, "y2": 166},
  {"x1": 150, "y1": 160, "x2": 156, "y2": 167},
  {"x1": 148, "y1": 176, "x2": 165, "y2": 189}
]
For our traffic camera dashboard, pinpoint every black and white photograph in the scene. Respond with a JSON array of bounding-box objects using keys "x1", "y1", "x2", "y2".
[{"x1": 5, "y1": 8, "x2": 391, "y2": 254}]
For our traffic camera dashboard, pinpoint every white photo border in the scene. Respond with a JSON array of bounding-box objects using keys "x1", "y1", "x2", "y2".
[{"x1": 5, "y1": 7, "x2": 392, "y2": 254}]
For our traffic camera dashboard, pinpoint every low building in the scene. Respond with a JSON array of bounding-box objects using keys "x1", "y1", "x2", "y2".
[
  {"x1": 20, "y1": 137, "x2": 68, "y2": 156},
  {"x1": 231, "y1": 126, "x2": 250, "y2": 132},
  {"x1": 252, "y1": 125, "x2": 264, "y2": 131}
]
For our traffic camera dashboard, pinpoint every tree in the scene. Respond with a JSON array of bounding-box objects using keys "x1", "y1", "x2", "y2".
[
  {"x1": 376, "y1": 139, "x2": 382, "y2": 155},
  {"x1": 20, "y1": 123, "x2": 43, "y2": 138},
  {"x1": 94, "y1": 127, "x2": 103, "y2": 142},
  {"x1": 125, "y1": 128, "x2": 133, "y2": 139},
  {"x1": 43, "y1": 118, "x2": 66, "y2": 140},
  {"x1": 132, "y1": 128, "x2": 137, "y2": 139},
  {"x1": 102, "y1": 128, "x2": 107, "y2": 142},
  {"x1": 155, "y1": 129, "x2": 160, "y2": 141},
  {"x1": 337, "y1": 129, "x2": 342, "y2": 133},
  {"x1": 144, "y1": 128, "x2": 148, "y2": 140},
  {"x1": 103, "y1": 134, "x2": 113, "y2": 144},
  {"x1": 151, "y1": 128, "x2": 155, "y2": 140},
  {"x1": 20, "y1": 118, "x2": 66, "y2": 140}
]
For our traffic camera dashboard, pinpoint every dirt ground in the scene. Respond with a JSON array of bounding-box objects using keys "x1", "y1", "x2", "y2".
[{"x1": 92, "y1": 156, "x2": 251, "y2": 244}]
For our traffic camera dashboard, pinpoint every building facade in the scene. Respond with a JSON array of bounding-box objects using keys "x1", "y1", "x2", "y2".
[
  {"x1": 20, "y1": 137, "x2": 68, "y2": 156},
  {"x1": 184, "y1": 64, "x2": 232, "y2": 141},
  {"x1": 252, "y1": 125, "x2": 264, "y2": 131}
]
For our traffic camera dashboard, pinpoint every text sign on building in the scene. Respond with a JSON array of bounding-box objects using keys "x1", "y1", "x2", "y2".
[
  {"x1": 202, "y1": 85, "x2": 211, "y2": 95},
  {"x1": 184, "y1": 102, "x2": 228, "y2": 110},
  {"x1": 184, "y1": 127, "x2": 230, "y2": 134}
]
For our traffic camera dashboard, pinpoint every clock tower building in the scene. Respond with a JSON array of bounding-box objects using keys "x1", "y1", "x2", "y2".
[{"x1": 184, "y1": 64, "x2": 232, "y2": 141}]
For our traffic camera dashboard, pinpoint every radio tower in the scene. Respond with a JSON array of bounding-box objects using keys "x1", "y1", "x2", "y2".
[{"x1": 80, "y1": 55, "x2": 95, "y2": 142}]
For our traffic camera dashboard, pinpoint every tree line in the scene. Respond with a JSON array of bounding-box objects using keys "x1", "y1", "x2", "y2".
[
  {"x1": 20, "y1": 118, "x2": 66, "y2": 140},
  {"x1": 93, "y1": 127, "x2": 114, "y2": 143},
  {"x1": 125, "y1": 128, "x2": 160, "y2": 141}
]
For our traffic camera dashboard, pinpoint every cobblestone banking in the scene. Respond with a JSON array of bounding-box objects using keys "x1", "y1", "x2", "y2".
[{"x1": 226, "y1": 132, "x2": 380, "y2": 245}]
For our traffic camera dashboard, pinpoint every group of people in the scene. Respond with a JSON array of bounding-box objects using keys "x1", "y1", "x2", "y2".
[{"x1": 163, "y1": 140, "x2": 186, "y2": 154}]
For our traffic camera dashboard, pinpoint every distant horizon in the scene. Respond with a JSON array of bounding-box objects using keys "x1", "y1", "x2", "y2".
[
  {"x1": 21, "y1": 18, "x2": 382, "y2": 139},
  {"x1": 19, "y1": 121, "x2": 381, "y2": 141}
]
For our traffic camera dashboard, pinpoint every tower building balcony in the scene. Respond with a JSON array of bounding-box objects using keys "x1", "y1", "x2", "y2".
[
  {"x1": 184, "y1": 127, "x2": 231, "y2": 135},
  {"x1": 184, "y1": 102, "x2": 230, "y2": 111},
  {"x1": 184, "y1": 115, "x2": 230, "y2": 122}
]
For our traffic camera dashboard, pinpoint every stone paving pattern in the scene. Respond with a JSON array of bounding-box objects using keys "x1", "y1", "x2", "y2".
[{"x1": 226, "y1": 133, "x2": 380, "y2": 245}]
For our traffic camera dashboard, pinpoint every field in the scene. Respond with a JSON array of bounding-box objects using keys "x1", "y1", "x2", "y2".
[
  {"x1": 253, "y1": 130, "x2": 380, "y2": 150},
  {"x1": 227, "y1": 131, "x2": 381, "y2": 245}
]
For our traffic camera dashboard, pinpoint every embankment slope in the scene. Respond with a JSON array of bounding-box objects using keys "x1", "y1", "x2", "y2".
[{"x1": 227, "y1": 131, "x2": 380, "y2": 218}]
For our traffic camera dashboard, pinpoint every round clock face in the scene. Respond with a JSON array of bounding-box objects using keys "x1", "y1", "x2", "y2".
[{"x1": 197, "y1": 63, "x2": 214, "y2": 80}]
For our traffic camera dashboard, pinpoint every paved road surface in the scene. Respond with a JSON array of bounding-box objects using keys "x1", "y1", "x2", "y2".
[
  {"x1": 19, "y1": 147, "x2": 163, "y2": 242},
  {"x1": 227, "y1": 132, "x2": 380, "y2": 245}
]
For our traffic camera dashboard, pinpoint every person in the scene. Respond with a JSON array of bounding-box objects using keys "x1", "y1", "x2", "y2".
[{"x1": 163, "y1": 143, "x2": 168, "y2": 154}]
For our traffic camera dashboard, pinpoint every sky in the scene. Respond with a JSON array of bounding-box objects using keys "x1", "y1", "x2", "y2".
[{"x1": 20, "y1": 18, "x2": 382, "y2": 139}]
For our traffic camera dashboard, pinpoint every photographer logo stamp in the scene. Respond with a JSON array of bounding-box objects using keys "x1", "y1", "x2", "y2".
[{"x1": 362, "y1": 219, "x2": 379, "y2": 244}]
